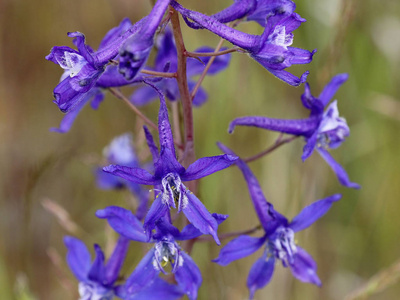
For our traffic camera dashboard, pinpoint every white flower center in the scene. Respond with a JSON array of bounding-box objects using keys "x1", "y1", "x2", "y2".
[
  {"x1": 56, "y1": 51, "x2": 87, "y2": 81},
  {"x1": 78, "y1": 281, "x2": 114, "y2": 300},
  {"x1": 269, "y1": 25, "x2": 293, "y2": 49}
]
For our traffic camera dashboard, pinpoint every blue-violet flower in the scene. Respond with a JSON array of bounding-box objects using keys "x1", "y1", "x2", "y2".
[
  {"x1": 214, "y1": 143, "x2": 342, "y2": 299},
  {"x1": 102, "y1": 88, "x2": 237, "y2": 244},
  {"x1": 229, "y1": 73, "x2": 360, "y2": 189}
]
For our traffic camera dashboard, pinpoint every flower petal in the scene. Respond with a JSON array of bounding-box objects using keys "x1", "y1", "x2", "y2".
[
  {"x1": 87, "y1": 244, "x2": 106, "y2": 283},
  {"x1": 144, "y1": 194, "x2": 169, "y2": 240},
  {"x1": 266, "y1": 68, "x2": 309, "y2": 86},
  {"x1": 228, "y1": 116, "x2": 317, "y2": 135},
  {"x1": 247, "y1": 252, "x2": 275, "y2": 300},
  {"x1": 64, "y1": 236, "x2": 91, "y2": 281},
  {"x1": 104, "y1": 237, "x2": 130, "y2": 286},
  {"x1": 125, "y1": 248, "x2": 159, "y2": 295},
  {"x1": 213, "y1": 235, "x2": 267, "y2": 266},
  {"x1": 96, "y1": 206, "x2": 148, "y2": 242},
  {"x1": 183, "y1": 191, "x2": 221, "y2": 245},
  {"x1": 289, "y1": 194, "x2": 342, "y2": 232},
  {"x1": 143, "y1": 126, "x2": 159, "y2": 164},
  {"x1": 178, "y1": 213, "x2": 228, "y2": 240},
  {"x1": 181, "y1": 154, "x2": 237, "y2": 181},
  {"x1": 318, "y1": 73, "x2": 349, "y2": 107},
  {"x1": 126, "y1": 277, "x2": 184, "y2": 300},
  {"x1": 103, "y1": 165, "x2": 158, "y2": 185},
  {"x1": 289, "y1": 246, "x2": 321, "y2": 286},
  {"x1": 317, "y1": 148, "x2": 361, "y2": 189},
  {"x1": 175, "y1": 252, "x2": 202, "y2": 300}
]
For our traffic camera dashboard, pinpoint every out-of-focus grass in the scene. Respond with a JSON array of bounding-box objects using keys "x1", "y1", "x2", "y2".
[{"x1": 1, "y1": 0, "x2": 400, "y2": 299}]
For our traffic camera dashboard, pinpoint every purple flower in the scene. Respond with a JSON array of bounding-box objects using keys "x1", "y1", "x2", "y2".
[
  {"x1": 46, "y1": 18, "x2": 146, "y2": 113},
  {"x1": 103, "y1": 88, "x2": 237, "y2": 244},
  {"x1": 229, "y1": 74, "x2": 360, "y2": 189},
  {"x1": 96, "y1": 133, "x2": 150, "y2": 220},
  {"x1": 64, "y1": 236, "x2": 129, "y2": 299},
  {"x1": 170, "y1": 0, "x2": 315, "y2": 86},
  {"x1": 95, "y1": 207, "x2": 228, "y2": 299},
  {"x1": 214, "y1": 143, "x2": 342, "y2": 299},
  {"x1": 118, "y1": 0, "x2": 170, "y2": 80},
  {"x1": 131, "y1": 26, "x2": 231, "y2": 107}
]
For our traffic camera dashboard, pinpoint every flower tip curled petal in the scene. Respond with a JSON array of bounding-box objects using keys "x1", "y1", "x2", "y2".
[
  {"x1": 318, "y1": 73, "x2": 349, "y2": 107},
  {"x1": 317, "y1": 148, "x2": 361, "y2": 189}
]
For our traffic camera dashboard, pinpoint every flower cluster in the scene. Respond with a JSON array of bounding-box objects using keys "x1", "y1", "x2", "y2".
[{"x1": 47, "y1": 0, "x2": 359, "y2": 299}]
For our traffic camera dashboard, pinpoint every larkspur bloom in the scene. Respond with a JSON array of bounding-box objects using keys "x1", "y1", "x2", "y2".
[
  {"x1": 64, "y1": 236, "x2": 129, "y2": 299},
  {"x1": 229, "y1": 73, "x2": 360, "y2": 189},
  {"x1": 96, "y1": 206, "x2": 227, "y2": 299},
  {"x1": 103, "y1": 88, "x2": 237, "y2": 244},
  {"x1": 130, "y1": 26, "x2": 231, "y2": 107},
  {"x1": 47, "y1": 18, "x2": 150, "y2": 133},
  {"x1": 46, "y1": 17, "x2": 145, "y2": 114},
  {"x1": 96, "y1": 133, "x2": 150, "y2": 220},
  {"x1": 170, "y1": 0, "x2": 315, "y2": 86},
  {"x1": 214, "y1": 143, "x2": 342, "y2": 299}
]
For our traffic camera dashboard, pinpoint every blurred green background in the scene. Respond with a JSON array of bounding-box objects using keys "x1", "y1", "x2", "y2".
[{"x1": 1, "y1": 0, "x2": 400, "y2": 299}]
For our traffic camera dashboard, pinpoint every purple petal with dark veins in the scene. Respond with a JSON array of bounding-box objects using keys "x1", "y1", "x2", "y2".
[
  {"x1": 289, "y1": 194, "x2": 342, "y2": 232},
  {"x1": 64, "y1": 236, "x2": 91, "y2": 281},
  {"x1": 183, "y1": 191, "x2": 221, "y2": 245},
  {"x1": 96, "y1": 206, "x2": 148, "y2": 242},
  {"x1": 318, "y1": 73, "x2": 349, "y2": 107},
  {"x1": 289, "y1": 246, "x2": 321, "y2": 286},
  {"x1": 175, "y1": 251, "x2": 202, "y2": 300},
  {"x1": 247, "y1": 252, "x2": 275, "y2": 300},
  {"x1": 213, "y1": 235, "x2": 267, "y2": 266},
  {"x1": 103, "y1": 165, "x2": 158, "y2": 185},
  {"x1": 317, "y1": 148, "x2": 361, "y2": 189},
  {"x1": 181, "y1": 154, "x2": 237, "y2": 181}
]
